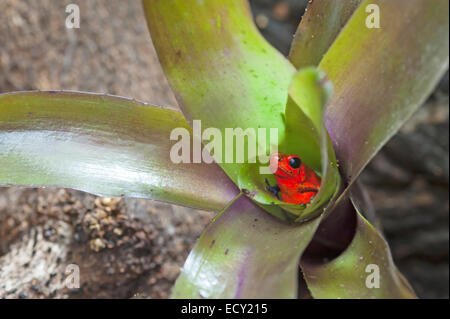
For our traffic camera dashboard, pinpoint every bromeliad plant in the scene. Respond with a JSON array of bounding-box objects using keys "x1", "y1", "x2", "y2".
[{"x1": 0, "y1": 0, "x2": 448, "y2": 298}]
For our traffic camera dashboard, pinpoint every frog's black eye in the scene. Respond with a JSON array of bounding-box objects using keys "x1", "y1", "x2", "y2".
[{"x1": 289, "y1": 157, "x2": 301, "y2": 169}]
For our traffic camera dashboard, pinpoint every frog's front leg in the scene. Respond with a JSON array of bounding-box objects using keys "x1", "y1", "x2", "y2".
[{"x1": 265, "y1": 178, "x2": 281, "y2": 200}]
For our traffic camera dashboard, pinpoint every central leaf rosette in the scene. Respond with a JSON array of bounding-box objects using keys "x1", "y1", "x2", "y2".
[
  {"x1": 168, "y1": 68, "x2": 341, "y2": 221},
  {"x1": 237, "y1": 68, "x2": 341, "y2": 221},
  {"x1": 144, "y1": 0, "x2": 340, "y2": 222}
]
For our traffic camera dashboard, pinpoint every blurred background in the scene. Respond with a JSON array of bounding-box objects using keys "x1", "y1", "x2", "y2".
[{"x1": 0, "y1": 0, "x2": 448, "y2": 298}]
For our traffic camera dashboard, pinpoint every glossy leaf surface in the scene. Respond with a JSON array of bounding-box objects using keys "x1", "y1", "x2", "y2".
[
  {"x1": 321, "y1": 0, "x2": 449, "y2": 185},
  {"x1": 289, "y1": 0, "x2": 361, "y2": 69},
  {"x1": 172, "y1": 194, "x2": 322, "y2": 298},
  {"x1": 143, "y1": 0, "x2": 296, "y2": 183},
  {"x1": 0, "y1": 91, "x2": 238, "y2": 211}
]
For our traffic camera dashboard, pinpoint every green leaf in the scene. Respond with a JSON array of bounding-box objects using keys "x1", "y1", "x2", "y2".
[
  {"x1": 301, "y1": 199, "x2": 417, "y2": 299},
  {"x1": 171, "y1": 194, "x2": 322, "y2": 298},
  {"x1": 0, "y1": 91, "x2": 238, "y2": 211},
  {"x1": 237, "y1": 68, "x2": 341, "y2": 221},
  {"x1": 289, "y1": 0, "x2": 361, "y2": 69},
  {"x1": 285, "y1": 69, "x2": 340, "y2": 220},
  {"x1": 321, "y1": 0, "x2": 449, "y2": 185},
  {"x1": 143, "y1": 0, "x2": 296, "y2": 184}
]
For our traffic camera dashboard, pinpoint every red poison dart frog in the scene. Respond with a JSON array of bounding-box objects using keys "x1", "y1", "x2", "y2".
[{"x1": 265, "y1": 152, "x2": 321, "y2": 206}]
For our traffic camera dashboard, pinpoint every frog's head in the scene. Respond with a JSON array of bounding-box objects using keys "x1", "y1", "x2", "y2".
[{"x1": 269, "y1": 152, "x2": 303, "y2": 179}]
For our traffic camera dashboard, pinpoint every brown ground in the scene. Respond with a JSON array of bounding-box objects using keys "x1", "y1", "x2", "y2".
[{"x1": 0, "y1": 0, "x2": 448, "y2": 298}]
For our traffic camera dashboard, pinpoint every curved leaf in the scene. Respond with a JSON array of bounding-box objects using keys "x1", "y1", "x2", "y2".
[
  {"x1": 171, "y1": 194, "x2": 322, "y2": 298},
  {"x1": 321, "y1": 0, "x2": 449, "y2": 185},
  {"x1": 143, "y1": 0, "x2": 296, "y2": 183},
  {"x1": 284, "y1": 69, "x2": 340, "y2": 220},
  {"x1": 237, "y1": 68, "x2": 341, "y2": 221},
  {"x1": 289, "y1": 0, "x2": 361, "y2": 69},
  {"x1": 301, "y1": 199, "x2": 416, "y2": 299},
  {"x1": 0, "y1": 91, "x2": 238, "y2": 211}
]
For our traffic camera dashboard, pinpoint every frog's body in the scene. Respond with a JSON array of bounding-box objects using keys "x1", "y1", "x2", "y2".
[{"x1": 265, "y1": 152, "x2": 321, "y2": 206}]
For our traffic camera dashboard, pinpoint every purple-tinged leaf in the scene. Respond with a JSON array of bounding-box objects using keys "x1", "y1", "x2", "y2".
[
  {"x1": 321, "y1": 0, "x2": 449, "y2": 185},
  {"x1": 143, "y1": 0, "x2": 296, "y2": 183},
  {"x1": 171, "y1": 194, "x2": 322, "y2": 298},
  {"x1": 301, "y1": 197, "x2": 416, "y2": 299},
  {"x1": 289, "y1": 0, "x2": 361, "y2": 69},
  {"x1": 0, "y1": 91, "x2": 238, "y2": 211}
]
